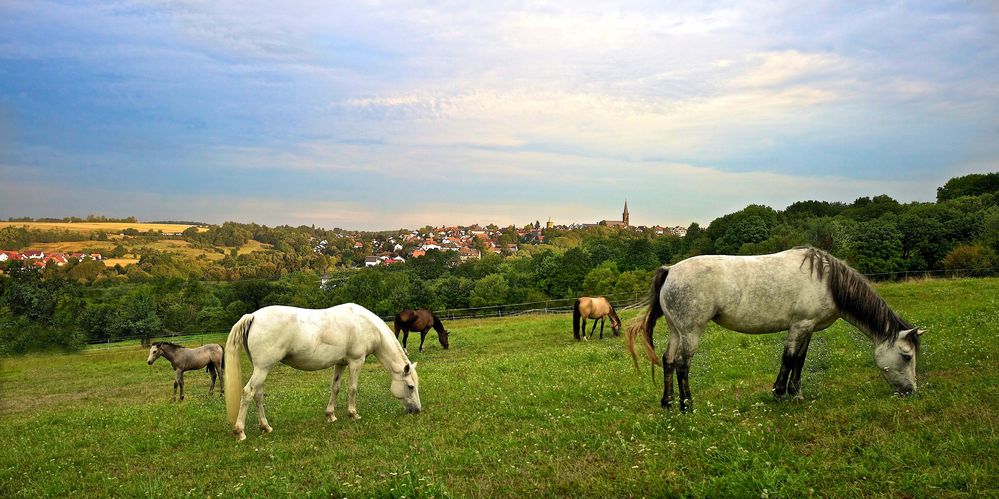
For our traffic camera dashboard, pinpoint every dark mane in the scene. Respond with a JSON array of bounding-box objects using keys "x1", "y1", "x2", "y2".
[
  {"x1": 429, "y1": 311, "x2": 445, "y2": 331},
  {"x1": 153, "y1": 341, "x2": 183, "y2": 349},
  {"x1": 801, "y1": 247, "x2": 917, "y2": 349}
]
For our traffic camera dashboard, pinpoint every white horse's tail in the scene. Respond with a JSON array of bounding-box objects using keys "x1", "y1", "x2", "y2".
[{"x1": 224, "y1": 314, "x2": 254, "y2": 425}]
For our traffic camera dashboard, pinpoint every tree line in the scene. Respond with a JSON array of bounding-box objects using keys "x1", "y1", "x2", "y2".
[{"x1": 1, "y1": 172, "x2": 997, "y2": 354}]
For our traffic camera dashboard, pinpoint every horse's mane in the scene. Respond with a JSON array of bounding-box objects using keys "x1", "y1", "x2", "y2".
[
  {"x1": 800, "y1": 247, "x2": 916, "y2": 348},
  {"x1": 429, "y1": 310, "x2": 444, "y2": 330},
  {"x1": 153, "y1": 341, "x2": 183, "y2": 349}
]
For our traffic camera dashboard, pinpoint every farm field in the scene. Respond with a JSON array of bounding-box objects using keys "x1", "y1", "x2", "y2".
[
  {"x1": 0, "y1": 221, "x2": 202, "y2": 234},
  {"x1": 1, "y1": 278, "x2": 997, "y2": 496},
  {"x1": 11, "y1": 238, "x2": 272, "y2": 267}
]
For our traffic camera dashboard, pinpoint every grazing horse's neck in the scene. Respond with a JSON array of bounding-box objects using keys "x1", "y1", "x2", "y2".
[
  {"x1": 371, "y1": 326, "x2": 409, "y2": 373},
  {"x1": 608, "y1": 308, "x2": 620, "y2": 327},
  {"x1": 431, "y1": 314, "x2": 445, "y2": 333}
]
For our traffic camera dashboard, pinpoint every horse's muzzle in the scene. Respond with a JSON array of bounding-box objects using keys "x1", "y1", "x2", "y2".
[
  {"x1": 407, "y1": 406, "x2": 421, "y2": 414},
  {"x1": 147, "y1": 360, "x2": 153, "y2": 365}
]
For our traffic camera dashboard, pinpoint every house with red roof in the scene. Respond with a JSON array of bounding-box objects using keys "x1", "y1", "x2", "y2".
[{"x1": 0, "y1": 251, "x2": 22, "y2": 262}]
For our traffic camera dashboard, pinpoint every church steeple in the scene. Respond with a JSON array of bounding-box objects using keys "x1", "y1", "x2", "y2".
[{"x1": 623, "y1": 200, "x2": 630, "y2": 226}]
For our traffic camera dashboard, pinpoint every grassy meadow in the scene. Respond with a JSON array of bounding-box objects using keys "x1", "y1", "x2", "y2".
[{"x1": 1, "y1": 277, "x2": 997, "y2": 497}]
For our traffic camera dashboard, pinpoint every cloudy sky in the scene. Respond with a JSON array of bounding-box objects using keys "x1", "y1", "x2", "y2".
[{"x1": 1, "y1": 1, "x2": 997, "y2": 230}]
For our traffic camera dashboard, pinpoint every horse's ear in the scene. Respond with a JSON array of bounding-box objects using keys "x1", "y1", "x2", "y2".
[
  {"x1": 916, "y1": 328, "x2": 926, "y2": 336},
  {"x1": 403, "y1": 364, "x2": 410, "y2": 374},
  {"x1": 412, "y1": 362, "x2": 417, "y2": 369},
  {"x1": 899, "y1": 328, "x2": 922, "y2": 339}
]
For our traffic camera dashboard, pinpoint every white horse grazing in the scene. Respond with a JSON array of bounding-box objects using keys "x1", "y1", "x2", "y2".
[
  {"x1": 223, "y1": 303, "x2": 421, "y2": 441},
  {"x1": 627, "y1": 247, "x2": 923, "y2": 411}
]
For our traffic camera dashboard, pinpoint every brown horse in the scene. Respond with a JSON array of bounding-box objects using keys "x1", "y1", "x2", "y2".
[
  {"x1": 147, "y1": 341, "x2": 224, "y2": 401},
  {"x1": 573, "y1": 297, "x2": 621, "y2": 340},
  {"x1": 393, "y1": 309, "x2": 450, "y2": 353}
]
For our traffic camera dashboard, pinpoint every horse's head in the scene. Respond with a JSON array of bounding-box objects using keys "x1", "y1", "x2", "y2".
[
  {"x1": 874, "y1": 328, "x2": 924, "y2": 395},
  {"x1": 147, "y1": 343, "x2": 163, "y2": 365},
  {"x1": 390, "y1": 362, "x2": 422, "y2": 414},
  {"x1": 610, "y1": 307, "x2": 622, "y2": 335},
  {"x1": 439, "y1": 330, "x2": 450, "y2": 349}
]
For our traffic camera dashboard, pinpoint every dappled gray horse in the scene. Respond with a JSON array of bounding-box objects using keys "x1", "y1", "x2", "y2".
[
  {"x1": 627, "y1": 247, "x2": 923, "y2": 411},
  {"x1": 147, "y1": 342, "x2": 224, "y2": 401}
]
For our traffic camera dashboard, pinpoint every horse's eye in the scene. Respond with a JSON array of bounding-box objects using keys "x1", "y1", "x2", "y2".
[
  {"x1": 407, "y1": 384, "x2": 415, "y2": 390},
  {"x1": 901, "y1": 352, "x2": 912, "y2": 362}
]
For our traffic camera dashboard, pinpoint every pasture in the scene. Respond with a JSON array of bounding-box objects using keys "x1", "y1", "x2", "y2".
[{"x1": 1, "y1": 278, "x2": 997, "y2": 496}]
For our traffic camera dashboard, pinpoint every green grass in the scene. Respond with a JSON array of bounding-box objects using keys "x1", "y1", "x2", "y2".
[{"x1": 1, "y1": 278, "x2": 997, "y2": 497}]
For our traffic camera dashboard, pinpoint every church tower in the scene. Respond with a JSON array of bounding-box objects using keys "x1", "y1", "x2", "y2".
[
  {"x1": 622, "y1": 200, "x2": 630, "y2": 226},
  {"x1": 546, "y1": 217, "x2": 553, "y2": 230}
]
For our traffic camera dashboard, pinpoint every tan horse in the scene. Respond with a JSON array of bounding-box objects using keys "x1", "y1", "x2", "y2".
[
  {"x1": 572, "y1": 297, "x2": 622, "y2": 340},
  {"x1": 147, "y1": 341, "x2": 224, "y2": 401}
]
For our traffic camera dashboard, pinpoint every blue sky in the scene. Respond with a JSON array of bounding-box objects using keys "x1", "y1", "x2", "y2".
[{"x1": 1, "y1": 1, "x2": 997, "y2": 230}]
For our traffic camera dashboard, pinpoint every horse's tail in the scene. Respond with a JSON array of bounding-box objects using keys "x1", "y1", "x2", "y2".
[
  {"x1": 626, "y1": 265, "x2": 670, "y2": 371},
  {"x1": 572, "y1": 298, "x2": 582, "y2": 340},
  {"x1": 224, "y1": 314, "x2": 254, "y2": 425}
]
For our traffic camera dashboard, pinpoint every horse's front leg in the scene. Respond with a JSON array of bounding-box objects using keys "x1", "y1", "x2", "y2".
[
  {"x1": 347, "y1": 359, "x2": 365, "y2": 420},
  {"x1": 599, "y1": 317, "x2": 605, "y2": 339},
  {"x1": 174, "y1": 369, "x2": 186, "y2": 401},
  {"x1": 326, "y1": 364, "x2": 347, "y2": 422},
  {"x1": 419, "y1": 329, "x2": 429, "y2": 353},
  {"x1": 787, "y1": 332, "x2": 813, "y2": 400},
  {"x1": 774, "y1": 324, "x2": 813, "y2": 400}
]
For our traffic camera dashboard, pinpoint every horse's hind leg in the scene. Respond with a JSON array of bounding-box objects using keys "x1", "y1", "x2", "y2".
[
  {"x1": 234, "y1": 366, "x2": 273, "y2": 440},
  {"x1": 661, "y1": 330, "x2": 680, "y2": 409},
  {"x1": 588, "y1": 319, "x2": 598, "y2": 340},
  {"x1": 599, "y1": 317, "x2": 605, "y2": 339},
  {"x1": 402, "y1": 331, "x2": 410, "y2": 353},
  {"x1": 326, "y1": 364, "x2": 347, "y2": 422},
  {"x1": 664, "y1": 324, "x2": 701, "y2": 412},
  {"x1": 208, "y1": 365, "x2": 217, "y2": 396}
]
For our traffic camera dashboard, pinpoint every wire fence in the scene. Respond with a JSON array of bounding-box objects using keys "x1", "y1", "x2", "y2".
[{"x1": 80, "y1": 265, "x2": 997, "y2": 352}]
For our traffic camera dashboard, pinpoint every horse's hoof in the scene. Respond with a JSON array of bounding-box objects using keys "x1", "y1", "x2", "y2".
[
  {"x1": 260, "y1": 425, "x2": 273, "y2": 434},
  {"x1": 327, "y1": 414, "x2": 337, "y2": 423},
  {"x1": 234, "y1": 430, "x2": 246, "y2": 442},
  {"x1": 349, "y1": 412, "x2": 361, "y2": 420}
]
